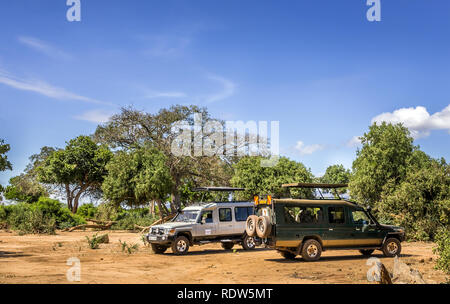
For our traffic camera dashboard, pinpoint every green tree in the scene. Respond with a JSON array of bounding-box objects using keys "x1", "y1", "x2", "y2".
[
  {"x1": 94, "y1": 105, "x2": 232, "y2": 210},
  {"x1": 0, "y1": 139, "x2": 12, "y2": 201},
  {"x1": 231, "y1": 156, "x2": 314, "y2": 200},
  {"x1": 349, "y1": 122, "x2": 416, "y2": 206},
  {"x1": 0, "y1": 139, "x2": 12, "y2": 172},
  {"x1": 3, "y1": 146, "x2": 54, "y2": 203},
  {"x1": 37, "y1": 136, "x2": 112, "y2": 213},
  {"x1": 380, "y1": 158, "x2": 450, "y2": 240},
  {"x1": 320, "y1": 164, "x2": 351, "y2": 195},
  {"x1": 102, "y1": 146, "x2": 173, "y2": 217}
]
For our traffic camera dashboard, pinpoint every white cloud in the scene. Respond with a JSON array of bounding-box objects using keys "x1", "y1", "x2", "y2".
[
  {"x1": 346, "y1": 136, "x2": 361, "y2": 147},
  {"x1": 144, "y1": 91, "x2": 187, "y2": 99},
  {"x1": 18, "y1": 36, "x2": 71, "y2": 60},
  {"x1": 0, "y1": 69, "x2": 110, "y2": 106},
  {"x1": 205, "y1": 75, "x2": 236, "y2": 103},
  {"x1": 74, "y1": 109, "x2": 114, "y2": 123},
  {"x1": 371, "y1": 105, "x2": 450, "y2": 139},
  {"x1": 295, "y1": 141, "x2": 325, "y2": 155}
]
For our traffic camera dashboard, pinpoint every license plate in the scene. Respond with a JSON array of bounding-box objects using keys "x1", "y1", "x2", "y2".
[{"x1": 148, "y1": 235, "x2": 157, "y2": 241}]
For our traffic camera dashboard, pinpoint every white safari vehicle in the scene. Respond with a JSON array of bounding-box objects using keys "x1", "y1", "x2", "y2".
[{"x1": 146, "y1": 187, "x2": 259, "y2": 255}]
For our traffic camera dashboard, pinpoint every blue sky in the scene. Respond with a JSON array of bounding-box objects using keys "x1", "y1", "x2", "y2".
[{"x1": 1, "y1": 0, "x2": 450, "y2": 186}]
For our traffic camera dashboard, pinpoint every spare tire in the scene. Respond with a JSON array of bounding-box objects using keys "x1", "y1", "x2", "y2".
[
  {"x1": 245, "y1": 215, "x2": 258, "y2": 237},
  {"x1": 256, "y1": 216, "x2": 272, "y2": 238}
]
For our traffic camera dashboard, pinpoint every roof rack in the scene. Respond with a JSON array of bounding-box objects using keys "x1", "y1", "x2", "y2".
[
  {"x1": 192, "y1": 187, "x2": 246, "y2": 192},
  {"x1": 281, "y1": 183, "x2": 348, "y2": 189}
]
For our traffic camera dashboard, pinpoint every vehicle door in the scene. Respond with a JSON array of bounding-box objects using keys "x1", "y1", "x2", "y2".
[
  {"x1": 217, "y1": 207, "x2": 234, "y2": 235},
  {"x1": 323, "y1": 205, "x2": 355, "y2": 248},
  {"x1": 275, "y1": 204, "x2": 326, "y2": 248},
  {"x1": 233, "y1": 206, "x2": 254, "y2": 234},
  {"x1": 348, "y1": 208, "x2": 384, "y2": 247},
  {"x1": 196, "y1": 209, "x2": 217, "y2": 239}
]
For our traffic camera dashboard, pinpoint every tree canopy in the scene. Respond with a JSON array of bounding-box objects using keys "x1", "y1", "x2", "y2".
[
  {"x1": 102, "y1": 146, "x2": 173, "y2": 216},
  {"x1": 231, "y1": 156, "x2": 314, "y2": 200},
  {"x1": 349, "y1": 122, "x2": 416, "y2": 206},
  {"x1": 37, "y1": 136, "x2": 112, "y2": 213},
  {"x1": 94, "y1": 105, "x2": 233, "y2": 210}
]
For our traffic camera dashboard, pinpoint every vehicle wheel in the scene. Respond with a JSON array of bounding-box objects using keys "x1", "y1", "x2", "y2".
[
  {"x1": 245, "y1": 215, "x2": 258, "y2": 237},
  {"x1": 256, "y1": 216, "x2": 272, "y2": 238},
  {"x1": 359, "y1": 249, "x2": 375, "y2": 256},
  {"x1": 221, "y1": 242, "x2": 234, "y2": 250},
  {"x1": 279, "y1": 250, "x2": 296, "y2": 260},
  {"x1": 151, "y1": 244, "x2": 168, "y2": 254},
  {"x1": 242, "y1": 234, "x2": 256, "y2": 250},
  {"x1": 301, "y1": 239, "x2": 322, "y2": 262},
  {"x1": 171, "y1": 236, "x2": 190, "y2": 255},
  {"x1": 382, "y1": 238, "x2": 401, "y2": 257}
]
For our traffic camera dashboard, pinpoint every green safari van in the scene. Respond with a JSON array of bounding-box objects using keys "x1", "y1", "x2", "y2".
[{"x1": 246, "y1": 183, "x2": 405, "y2": 261}]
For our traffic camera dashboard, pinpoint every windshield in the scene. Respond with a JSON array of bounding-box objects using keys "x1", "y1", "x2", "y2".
[{"x1": 173, "y1": 210, "x2": 199, "y2": 222}]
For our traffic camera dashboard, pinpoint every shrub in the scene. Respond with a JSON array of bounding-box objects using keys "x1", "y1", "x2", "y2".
[
  {"x1": 85, "y1": 233, "x2": 109, "y2": 249},
  {"x1": 434, "y1": 228, "x2": 450, "y2": 274},
  {"x1": 7, "y1": 203, "x2": 56, "y2": 235},
  {"x1": 119, "y1": 239, "x2": 139, "y2": 254},
  {"x1": 96, "y1": 203, "x2": 121, "y2": 221},
  {"x1": 77, "y1": 203, "x2": 98, "y2": 219},
  {"x1": 33, "y1": 197, "x2": 86, "y2": 229},
  {"x1": 112, "y1": 211, "x2": 157, "y2": 230}
]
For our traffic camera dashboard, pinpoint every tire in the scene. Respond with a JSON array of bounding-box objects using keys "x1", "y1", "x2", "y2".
[
  {"x1": 382, "y1": 237, "x2": 401, "y2": 257},
  {"x1": 171, "y1": 236, "x2": 190, "y2": 255},
  {"x1": 301, "y1": 239, "x2": 322, "y2": 262},
  {"x1": 359, "y1": 249, "x2": 375, "y2": 256},
  {"x1": 221, "y1": 242, "x2": 234, "y2": 250},
  {"x1": 241, "y1": 234, "x2": 256, "y2": 250},
  {"x1": 279, "y1": 250, "x2": 296, "y2": 260},
  {"x1": 256, "y1": 216, "x2": 272, "y2": 238},
  {"x1": 151, "y1": 244, "x2": 168, "y2": 254},
  {"x1": 245, "y1": 215, "x2": 258, "y2": 237}
]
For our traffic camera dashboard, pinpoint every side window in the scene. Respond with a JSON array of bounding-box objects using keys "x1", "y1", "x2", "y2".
[
  {"x1": 283, "y1": 206, "x2": 323, "y2": 224},
  {"x1": 235, "y1": 206, "x2": 254, "y2": 222},
  {"x1": 219, "y1": 208, "x2": 232, "y2": 222},
  {"x1": 328, "y1": 207, "x2": 346, "y2": 224},
  {"x1": 351, "y1": 210, "x2": 370, "y2": 225},
  {"x1": 200, "y1": 210, "x2": 213, "y2": 223}
]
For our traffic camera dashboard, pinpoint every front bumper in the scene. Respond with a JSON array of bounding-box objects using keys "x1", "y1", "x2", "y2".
[{"x1": 146, "y1": 234, "x2": 175, "y2": 244}]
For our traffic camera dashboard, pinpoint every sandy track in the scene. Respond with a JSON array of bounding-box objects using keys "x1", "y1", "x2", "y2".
[{"x1": 0, "y1": 231, "x2": 447, "y2": 284}]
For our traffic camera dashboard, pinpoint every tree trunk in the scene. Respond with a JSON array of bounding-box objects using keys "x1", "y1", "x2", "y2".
[
  {"x1": 65, "y1": 184, "x2": 73, "y2": 211},
  {"x1": 72, "y1": 184, "x2": 88, "y2": 214},
  {"x1": 155, "y1": 200, "x2": 165, "y2": 218}
]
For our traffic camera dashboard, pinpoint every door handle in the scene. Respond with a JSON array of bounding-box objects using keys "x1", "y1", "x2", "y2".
[
  {"x1": 355, "y1": 228, "x2": 361, "y2": 231},
  {"x1": 328, "y1": 228, "x2": 334, "y2": 231}
]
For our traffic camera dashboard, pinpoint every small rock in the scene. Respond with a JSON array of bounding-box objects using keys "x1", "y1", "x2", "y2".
[
  {"x1": 419, "y1": 259, "x2": 425, "y2": 263},
  {"x1": 393, "y1": 256, "x2": 426, "y2": 284}
]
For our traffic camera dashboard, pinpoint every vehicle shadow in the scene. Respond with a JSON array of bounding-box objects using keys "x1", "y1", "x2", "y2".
[
  {"x1": 266, "y1": 253, "x2": 415, "y2": 263},
  {"x1": 0, "y1": 251, "x2": 31, "y2": 258},
  {"x1": 167, "y1": 247, "x2": 271, "y2": 256}
]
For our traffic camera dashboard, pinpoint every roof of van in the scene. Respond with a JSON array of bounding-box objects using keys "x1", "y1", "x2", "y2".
[
  {"x1": 273, "y1": 198, "x2": 361, "y2": 208},
  {"x1": 183, "y1": 201, "x2": 254, "y2": 210}
]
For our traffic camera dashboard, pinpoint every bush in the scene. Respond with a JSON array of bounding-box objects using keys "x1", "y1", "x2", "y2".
[
  {"x1": 434, "y1": 228, "x2": 450, "y2": 274},
  {"x1": 33, "y1": 197, "x2": 86, "y2": 229},
  {"x1": 6, "y1": 203, "x2": 56, "y2": 235},
  {"x1": 77, "y1": 203, "x2": 98, "y2": 219},
  {"x1": 112, "y1": 211, "x2": 157, "y2": 230},
  {"x1": 96, "y1": 203, "x2": 121, "y2": 221}
]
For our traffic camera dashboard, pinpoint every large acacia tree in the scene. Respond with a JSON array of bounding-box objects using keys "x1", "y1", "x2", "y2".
[
  {"x1": 37, "y1": 136, "x2": 112, "y2": 213},
  {"x1": 94, "y1": 105, "x2": 233, "y2": 210}
]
